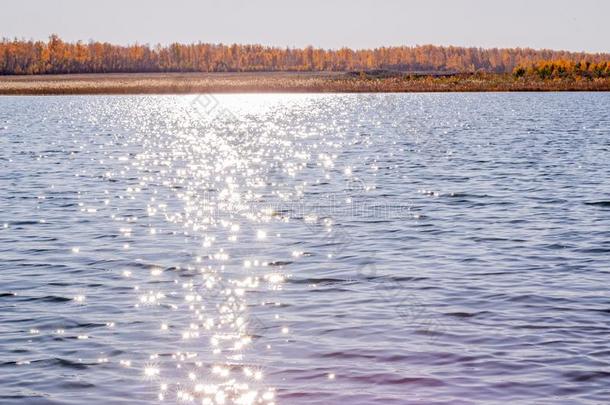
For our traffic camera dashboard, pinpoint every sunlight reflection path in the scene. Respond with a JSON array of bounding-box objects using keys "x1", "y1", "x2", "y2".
[{"x1": 122, "y1": 95, "x2": 353, "y2": 404}]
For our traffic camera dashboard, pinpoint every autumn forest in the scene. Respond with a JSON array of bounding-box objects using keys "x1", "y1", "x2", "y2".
[{"x1": 1, "y1": 35, "x2": 610, "y2": 76}]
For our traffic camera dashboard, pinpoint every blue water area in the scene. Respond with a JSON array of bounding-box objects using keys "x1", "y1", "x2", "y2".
[{"x1": 1, "y1": 93, "x2": 609, "y2": 404}]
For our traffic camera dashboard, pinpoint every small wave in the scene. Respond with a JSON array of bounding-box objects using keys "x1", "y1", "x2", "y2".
[
  {"x1": 563, "y1": 370, "x2": 610, "y2": 382},
  {"x1": 21, "y1": 295, "x2": 72, "y2": 303},
  {"x1": 9, "y1": 220, "x2": 40, "y2": 226},
  {"x1": 349, "y1": 373, "x2": 446, "y2": 387},
  {"x1": 268, "y1": 260, "x2": 293, "y2": 266},
  {"x1": 577, "y1": 247, "x2": 610, "y2": 254},
  {"x1": 445, "y1": 311, "x2": 479, "y2": 318},
  {"x1": 585, "y1": 201, "x2": 610, "y2": 207},
  {"x1": 288, "y1": 277, "x2": 350, "y2": 285},
  {"x1": 48, "y1": 358, "x2": 91, "y2": 370}
]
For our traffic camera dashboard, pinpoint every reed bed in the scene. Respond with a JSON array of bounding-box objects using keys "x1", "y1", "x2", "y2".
[{"x1": 1, "y1": 72, "x2": 609, "y2": 94}]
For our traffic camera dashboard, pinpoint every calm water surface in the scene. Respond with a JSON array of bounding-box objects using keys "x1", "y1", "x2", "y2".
[{"x1": 1, "y1": 93, "x2": 610, "y2": 404}]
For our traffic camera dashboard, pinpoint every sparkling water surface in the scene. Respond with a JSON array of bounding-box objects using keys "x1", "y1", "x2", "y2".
[{"x1": 1, "y1": 93, "x2": 610, "y2": 405}]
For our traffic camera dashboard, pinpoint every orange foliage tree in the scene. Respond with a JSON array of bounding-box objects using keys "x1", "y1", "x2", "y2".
[
  {"x1": 1, "y1": 35, "x2": 609, "y2": 75},
  {"x1": 514, "y1": 60, "x2": 610, "y2": 79}
]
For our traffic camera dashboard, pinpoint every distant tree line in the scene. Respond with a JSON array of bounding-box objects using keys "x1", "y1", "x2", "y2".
[
  {"x1": 513, "y1": 60, "x2": 610, "y2": 79},
  {"x1": 1, "y1": 35, "x2": 609, "y2": 75}
]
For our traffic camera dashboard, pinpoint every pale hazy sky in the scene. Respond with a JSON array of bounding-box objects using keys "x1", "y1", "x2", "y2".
[{"x1": 2, "y1": 0, "x2": 609, "y2": 52}]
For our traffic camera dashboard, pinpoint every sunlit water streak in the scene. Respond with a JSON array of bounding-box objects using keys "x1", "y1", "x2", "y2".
[{"x1": 1, "y1": 93, "x2": 610, "y2": 404}]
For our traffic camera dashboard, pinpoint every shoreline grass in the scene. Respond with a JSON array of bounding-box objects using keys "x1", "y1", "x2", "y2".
[{"x1": 1, "y1": 72, "x2": 610, "y2": 95}]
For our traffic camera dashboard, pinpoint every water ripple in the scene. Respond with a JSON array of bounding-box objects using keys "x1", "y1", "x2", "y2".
[{"x1": 1, "y1": 93, "x2": 609, "y2": 404}]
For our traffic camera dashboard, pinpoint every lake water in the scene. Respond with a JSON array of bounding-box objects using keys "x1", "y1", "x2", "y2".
[{"x1": 1, "y1": 93, "x2": 610, "y2": 405}]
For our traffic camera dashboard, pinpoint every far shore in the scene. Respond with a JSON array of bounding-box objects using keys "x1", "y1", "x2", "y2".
[{"x1": 1, "y1": 71, "x2": 610, "y2": 95}]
